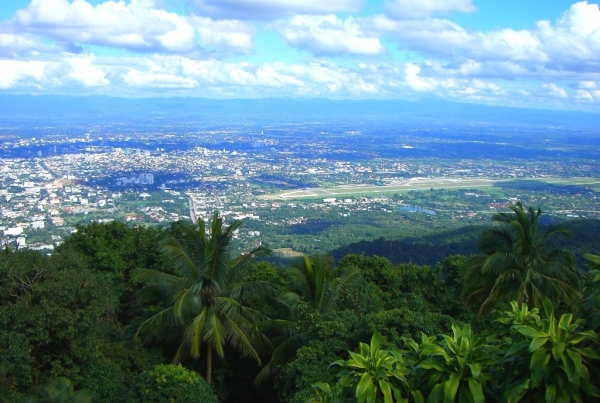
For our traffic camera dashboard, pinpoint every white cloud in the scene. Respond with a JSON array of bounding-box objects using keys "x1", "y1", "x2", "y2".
[
  {"x1": 366, "y1": 1, "x2": 600, "y2": 80},
  {"x1": 275, "y1": 15, "x2": 386, "y2": 56},
  {"x1": 0, "y1": 33, "x2": 54, "y2": 58},
  {"x1": 13, "y1": 0, "x2": 198, "y2": 53},
  {"x1": 385, "y1": 0, "x2": 476, "y2": 19},
  {"x1": 0, "y1": 54, "x2": 383, "y2": 97},
  {"x1": 542, "y1": 83, "x2": 568, "y2": 98},
  {"x1": 365, "y1": 15, "x2": 470, "y2": 57},
  {"x1": 575, "y1": 89, "x2": 596, "y2": 102},
  {"x1": 191, "y1": 16, "x2": 255, "y2": 54},
  {"x1": 577, "y1": 80, "x2": 598, "y2": 89},
  {"x1": 0, "y1": 59, "x2": 47, "y2": 89},
  {"x1": 187, "y1": 0, "x2": 363, "y2": 20},
  {"x1": 68, "y1": 55, "x2": 110, "y2": 87},
  {"x1": 8, "y1": 0, "x2": 259, "y2": 56}
]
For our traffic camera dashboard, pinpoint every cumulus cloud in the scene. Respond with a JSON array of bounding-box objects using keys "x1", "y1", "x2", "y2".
[
  {"x1": 13, "y1": 0, "x2": 198, "y2": 53},
  {"x1": 575, "y1": 89, "x2": 597, "y2": 102},
  {"x1": 0, "y1": 53, "x2": 512, "y2": 102},
  {"x1": 68, "y1": 55, "x2": 110, "y2": 87},
  {"x1": 275, "y1": 15, "x2": 386, "y2": 56},
  {"x1": 0, "y1": 59, "x2": 47, "y2": 89},
  {"x1": 365, "y1": 1, "x2": 600, "y2": 80},
  {"x1": 9, "y1": 0, "x2": 255, "y2": 55},
  {"x1": 191, "y1": 16, "x2": 255, "y2": 54},
  {"x1": 0, "y1": 33, "x2": 55, "y2": 58},
  {"x1": 542, "y1": 83, "x2": 568, "y2": 98},
  {"x1": 385, "y1": 0, "x2": 476, "y2": 19},
  {"x1": 187, "y1": 0, "x2": 363, "y2": 20},
  {"x1": 0, "y1": 54, "x2": 382, "y2": 96}
]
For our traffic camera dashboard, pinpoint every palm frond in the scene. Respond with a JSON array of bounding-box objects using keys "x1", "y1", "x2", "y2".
[
  {"x1": 136, "y1": 306, "x2": 178, "y2": 342},
  {"x1": 187, "y1": 309, "x2": 208, "y2": 359},
  {"x1": 133, "y1": 268, "x2": 184, "y2": 295},
  {"x1": 463, "y1": 202, "x2": 579, "y2": 315},
  {"x1": 221, "y1": 313, "x2": 262, "y2": 364},
  {"x1": 207, "y1": 311, "x2": 227, "y2": 359},
  {"x1": 254, "y1": 332, "x2": 308, "y2": 384},
  {"x1": 161, "y1": 238, "x2": 201, "y2": 281}
]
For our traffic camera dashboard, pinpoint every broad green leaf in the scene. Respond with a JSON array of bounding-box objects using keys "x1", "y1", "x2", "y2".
[
  {"x1": 443, "y1": 335, "x2": 459, "y2": 355},
  {"x1": 467, "y1": 378, "x2": 485, "y2": 403},
  {"x1": 577, "y1": 330, "x2": 600, "y2": 345},
  {"x1": 349, "y1": 351, "x2": 370, "y2": 369},
  {"x1": 412, "y1": 390, "x2": 425, "y2": 403},
  {"x1": 515, "y1": 325, "x2": 547, "y2": 339},
  {"x1": 530, "y1": 348, "x2": 550, "y2": 388},
  {"x1": 551, "y1": 341, "x2": 565, "y2": 361},
  {"x1": 528, "y1": 336, "x2": 548, "y2": 352},
  {"x1": 572, "y1": 347, "x2": 600, "y2": 359},
  {"x1": 406, "y1": 339, "x2": 420, "y2": 352},
  {"x1": 365, "y1": 384, "x2": 377, "y2": 403},
  {"x1": 565, "y1": 350, "x2": 582, "y2": 383},
  {"x1": 443, "y1": 372, "x2": 461, "y2": 403},
  {"x1": 545, "y1": 384, "x2": 556, "y2": 403},
  {"x1": 421, "y1": 343, "x2": 449, "y2": 358},
  {"x1": 542, "y1": 297, "x2": 555, "y2": 321},
  {"x1": 428, "y1": 384, "x2": 444, "y2": 403},
  {"x1": 506, "y1": 378, "x2": 530, "y2": 403},
  {"x1": 556, "y1": 388, "x2": 570, "y2": 403},
  {"x1": 467, "y1": 363, "x2": 481, "y2": 380},
  {"x1": 505, "y1": 341, "x2": 529, "y2": 357},
  {"x1": 378, "y1": 379, "x2": 393, "y2": 403},
  {"x1": 356, "y1": 372, "x2": 374, "y2": 401},
  {"x1": 558, "y1": 314, "x2": 573, "y2": 332},
  {"x1": 561, "y1": 353, "x2": 581, "y2": 383},
  {"x1": 418, "y1": 360, "x2": 445, "y2": 371},
  {"x1": 371, "y1": 332, "x2": 382, "y2": 356}
]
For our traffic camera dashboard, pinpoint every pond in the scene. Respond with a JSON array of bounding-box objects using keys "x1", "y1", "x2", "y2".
[{"x1": 400, "y1": 206, "x2": 437, "y2": 215}]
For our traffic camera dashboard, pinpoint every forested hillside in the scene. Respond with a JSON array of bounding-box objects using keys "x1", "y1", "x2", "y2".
[
  {"x1": 1, "y1": 206, "x2": 599, "y2": 403},
  {"x1": 330, "y1": 219, "x2": 600, "y2": 267}
]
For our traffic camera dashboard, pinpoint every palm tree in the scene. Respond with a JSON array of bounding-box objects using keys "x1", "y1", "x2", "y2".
[
  {"x1": 583, "y1": 254, "x2": 600, "y2": 329},
  {"x1": 135, "y1": 211, "x2": 272, "y2": 384},
  {"x1": 255, "y1": 254, "x2": 359, "y2": 383},
  {"x1": 462, "y1": 202, "x2": 582, "y2": 316}
]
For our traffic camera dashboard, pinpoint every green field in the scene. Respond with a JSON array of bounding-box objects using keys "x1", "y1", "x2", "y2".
[{"x1": 260, "y1": 177, "x2": 600, "y2": 200}]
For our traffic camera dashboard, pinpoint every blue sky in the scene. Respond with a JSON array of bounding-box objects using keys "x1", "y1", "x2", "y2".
[{"x1": 1, "y1": 0, "x2": 599, "y2": 112}]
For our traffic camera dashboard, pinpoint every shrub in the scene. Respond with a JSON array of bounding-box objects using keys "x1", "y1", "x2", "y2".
[{"x1": 135, "y1": 364, "x2": 218, "y2": 403}]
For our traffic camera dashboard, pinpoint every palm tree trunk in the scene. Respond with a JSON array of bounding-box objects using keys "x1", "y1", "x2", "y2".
[{"x1": 206, "y1": 345, "x2": 213, "y2": 385}]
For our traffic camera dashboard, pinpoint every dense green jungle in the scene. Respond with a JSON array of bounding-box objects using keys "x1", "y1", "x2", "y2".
[{"x1": 1, "y1": 204, "x2": 600, "y2": 403}]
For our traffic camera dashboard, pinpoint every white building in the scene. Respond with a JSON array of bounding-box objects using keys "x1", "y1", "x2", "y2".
[
  {"x1": 4, "y1": 227, "x2": 23, "y2": 236},
  {"x1": 31, "y1": 221, "x2": 45, "y2": 229}
]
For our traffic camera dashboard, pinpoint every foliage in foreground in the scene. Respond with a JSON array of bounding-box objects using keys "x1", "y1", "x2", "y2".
[
  {"x1": 135, "y1": 364, "x2": 218, "y2": 403},
  {"x1": 462, "y1": 202, "x2": 582, "y2": 316},
  {"x1": 312, "y1": 298, "x2": 600, "y2": 403}
]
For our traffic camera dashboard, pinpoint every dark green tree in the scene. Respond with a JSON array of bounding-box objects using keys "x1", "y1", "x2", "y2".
[
  {"x1": 462, "y1": 202, "x2": 582, "y2": 316},
  {"x1": 135, "y1": 211, "x2": 271, "y2": 384},
  {"x1": 23, "y1": 378, "x2": 93, "y2": 403},
  {"x1": 0, "y1": 250, "x2": 114, "y2": 392},
  {"x1": 256, "y1": 254, "x2": 359, "y2": 384}
]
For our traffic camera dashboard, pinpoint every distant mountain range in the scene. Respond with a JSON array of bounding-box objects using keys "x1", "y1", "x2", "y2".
[{"x1": 0, "y1": 94, "x2": 598, "y2": 127}]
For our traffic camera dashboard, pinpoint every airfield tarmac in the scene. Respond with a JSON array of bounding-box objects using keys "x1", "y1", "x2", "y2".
[{"x1": 260, "y1": 177, "x2": 600, "y2": 200}]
